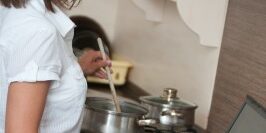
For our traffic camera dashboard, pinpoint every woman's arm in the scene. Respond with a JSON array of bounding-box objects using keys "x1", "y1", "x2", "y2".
[{"x1": 5, "y1": 81, "x2": 50, "y2": 133}]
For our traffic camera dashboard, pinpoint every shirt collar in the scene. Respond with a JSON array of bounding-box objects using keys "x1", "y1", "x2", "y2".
[{"x1": 30, "y1": 0, "x2": 75, "y2": 37}]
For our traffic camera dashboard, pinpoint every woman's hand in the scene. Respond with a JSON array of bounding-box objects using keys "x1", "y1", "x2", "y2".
[{"x1": 78, "y1": 49, "x2": 111, "y2": 79}]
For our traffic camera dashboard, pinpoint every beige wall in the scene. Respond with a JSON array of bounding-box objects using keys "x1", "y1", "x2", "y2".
[
  {"x1": 112, "y1": 0, "x2": 221, "y2": 129},
  {"x1": 68, "y1": 0, "x2": 221, "y2": 129},
  {"x1": 67, "y1": 0, "x2": 118, "y2": 42}
]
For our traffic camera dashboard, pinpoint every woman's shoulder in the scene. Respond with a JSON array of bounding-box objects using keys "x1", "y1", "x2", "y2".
[
  {"x1": 0, "y1": 10, "x2": 58, "y2": 45},
  {"x1": 0, "y1": 15, "x2": 59, "y2": 54},
  {"x1": 1, "y1": 7, "x2": 57, "y2": 35}
]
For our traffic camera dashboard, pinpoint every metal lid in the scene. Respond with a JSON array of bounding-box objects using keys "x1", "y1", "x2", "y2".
[
  {"x1": 85, "y1": 97, "x2": 148, "y2": 117},
  {"x1": 140, "y1": 88, "x2": 198, "y2": 110}
]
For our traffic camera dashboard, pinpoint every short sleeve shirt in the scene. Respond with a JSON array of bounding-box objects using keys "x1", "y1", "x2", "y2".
[{"x1": 0, "y1": 0, "x2": 87, "y2": 132}]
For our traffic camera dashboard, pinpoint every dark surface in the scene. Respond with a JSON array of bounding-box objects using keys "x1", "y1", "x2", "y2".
[
  {"x1": 207, "y1": 0, "x2": 266, "y2": 132},
  {"x1": 81, "y1": 128, "x2": 198, "y2": 133},
  {"x1": 87, "y1": 81, "x2": 150, "y2": 102}
]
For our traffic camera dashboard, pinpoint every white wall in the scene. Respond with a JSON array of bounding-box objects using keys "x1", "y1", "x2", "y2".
[
  {"x1": 67, "y1": 0, "x2": 118, "y2": 42},
  {"x1": 112, "y1": 0, "x2": 221, "y2": 129}
]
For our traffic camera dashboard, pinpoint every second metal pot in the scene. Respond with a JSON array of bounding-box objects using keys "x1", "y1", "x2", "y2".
[{"x1": 139, "y1": 88, "x2": 198, "y2": 128}]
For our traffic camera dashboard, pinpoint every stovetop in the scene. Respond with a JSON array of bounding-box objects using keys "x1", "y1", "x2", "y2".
[
  {"x1": 143, "y1": 126, "x2": 197, "y2": 133},
  {"x1": 81, "y1": 124, "x2": 197, "y2": 133},
  {"x1": 80, "y1": 127, "x2": 197, "y2": 133}
]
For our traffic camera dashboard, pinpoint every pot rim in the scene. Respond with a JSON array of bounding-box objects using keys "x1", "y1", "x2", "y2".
[
  {"x1": 139, "y1": 96, "x2": 198, "y2": 110},
  {"x1": 85, "y1": 97, "x2": 148, "y2": 117}
]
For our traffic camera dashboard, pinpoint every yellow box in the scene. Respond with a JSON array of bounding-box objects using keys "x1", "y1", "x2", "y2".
[{"x1": 86, "y1": 60, "x2": 132, "y2": 85}]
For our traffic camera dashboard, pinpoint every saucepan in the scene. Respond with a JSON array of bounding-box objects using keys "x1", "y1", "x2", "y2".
[{"x1": 82, "y1": 97, "x2": 155, "y2": 133}]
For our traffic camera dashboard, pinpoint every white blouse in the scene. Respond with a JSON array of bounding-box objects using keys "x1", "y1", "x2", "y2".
[{"x1": 0, "y1": 0, "x2": 87, "y2": 132}]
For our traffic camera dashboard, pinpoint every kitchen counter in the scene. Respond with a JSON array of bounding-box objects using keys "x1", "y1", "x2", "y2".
[{"x1": 86, "y1": 82, "x2": 150, "y2": 102}]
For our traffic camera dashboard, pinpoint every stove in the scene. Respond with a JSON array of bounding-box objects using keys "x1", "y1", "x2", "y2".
[
  {"x1": 143, "y1": 125, "x2": 197, "y2": 133},
  {"x1": 81, "y1": 126, "x2": 197, "y2": 133},
  {"x1": 81, "y1": 128, "x2": 196, "y2": 133}
]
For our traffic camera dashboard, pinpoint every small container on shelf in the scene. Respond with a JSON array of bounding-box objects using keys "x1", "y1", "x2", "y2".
[{"x1": 86, "y1": 60, "x2": 132, "y2": 86}]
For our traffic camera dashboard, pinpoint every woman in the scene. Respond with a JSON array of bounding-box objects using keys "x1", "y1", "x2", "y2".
[{"x1": 0, "y1": 0, "x2": 111, "y2": 132}]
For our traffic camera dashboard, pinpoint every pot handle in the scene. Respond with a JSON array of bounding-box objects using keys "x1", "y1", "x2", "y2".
[
  {"x1": 137, "y1": 119, "x2": 157, "y2": 126},
  {"x1": 160, "y1": 110, "x2": 184, "y2": 118}
]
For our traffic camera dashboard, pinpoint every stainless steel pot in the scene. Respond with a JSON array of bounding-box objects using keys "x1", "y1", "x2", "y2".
[
  {"x1": 82, "y1": 97, "x2": 153, "y2": 133},
  {"x1": 139, "y1": 88, "x2": 198, "y2": 128}
]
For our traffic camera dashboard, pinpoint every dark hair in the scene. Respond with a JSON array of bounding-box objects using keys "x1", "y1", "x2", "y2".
[{"x1": 0, "y1": 0, "x2": 80, "y2": 12}]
